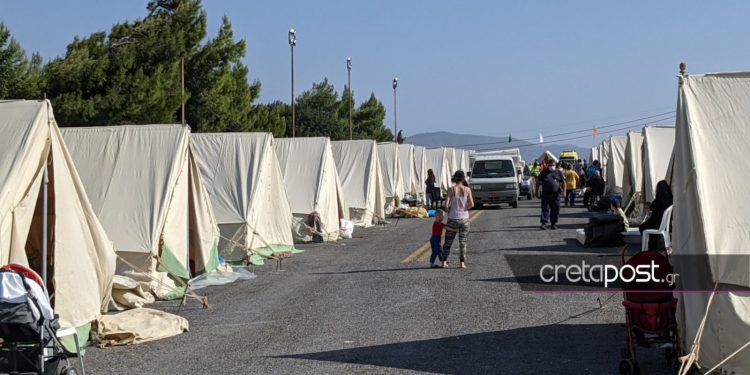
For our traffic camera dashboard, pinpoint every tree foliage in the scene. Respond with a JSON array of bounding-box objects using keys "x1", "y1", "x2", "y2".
[
  {"x1": 1, "y1": 3, "x2": 394, "y2": 140},
  {"x1": 0, "y1": 23, "x2": 45, "y2": 100}
]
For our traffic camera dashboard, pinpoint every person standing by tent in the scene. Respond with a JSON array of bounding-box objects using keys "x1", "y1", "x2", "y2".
[
  {"x1": 563, "y1": 164, "x2": 579, "y2": 207},
  {"x1": 587, "y1": 160, "x2": 601, "y2": 179},
  {"x1": 539, "y1": 160, "x2": 565, "y2": 230},
  {"x1": 425, "y1": 169, "x2": 437, "y2": 209},
  {"x1": 440, "y1": 170, "x2": 474, "y2": 269}
]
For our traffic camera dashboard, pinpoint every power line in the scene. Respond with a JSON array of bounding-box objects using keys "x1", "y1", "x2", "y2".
[
  {"x1": 450, "y1": 110, "x2": 676, "y2": 148},
  {"x1": 472, "y1": 115, "x2": 676, "y2": 152}
]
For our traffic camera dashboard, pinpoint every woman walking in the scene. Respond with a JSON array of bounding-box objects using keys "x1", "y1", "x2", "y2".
[
  {"x1": 425, "y1": 169, "x2": 437, "y2": 209},
  {"x1": 440, "y1": 170, "x2": 474, "y2": 269}
]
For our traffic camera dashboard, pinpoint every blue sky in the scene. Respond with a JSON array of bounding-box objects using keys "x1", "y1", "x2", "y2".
[{"x1": 2, "y1": 1, "x2": 750, "y2": 146}]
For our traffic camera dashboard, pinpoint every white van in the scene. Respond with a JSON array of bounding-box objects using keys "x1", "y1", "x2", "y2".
[{"x1": 468, "y1": 155, "x2": 519, "y2": 208}]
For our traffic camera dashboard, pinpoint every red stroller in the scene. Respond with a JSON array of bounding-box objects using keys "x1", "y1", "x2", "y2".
[{"x1": 619, "y1": 248, "x2": 680, "y2": 375}]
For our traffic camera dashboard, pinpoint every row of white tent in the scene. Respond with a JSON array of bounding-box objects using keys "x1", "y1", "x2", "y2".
[
  {"x1": 590, "y1": 125, "x2": 676, "y2": 206},
  {"x1": 0, "y1": 99, "x2": 473, "y2": 334},
  {"x1": 590, "y1": 73, "x2": 750, "y2": 373}
]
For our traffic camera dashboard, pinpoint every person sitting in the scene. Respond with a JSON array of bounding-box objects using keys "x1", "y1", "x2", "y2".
[{"x1": 639, "y1": 180, "x2": 673, "y2": 233}]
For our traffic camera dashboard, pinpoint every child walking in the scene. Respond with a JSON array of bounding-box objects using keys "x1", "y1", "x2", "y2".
[{"x1": 430, "y1": 210, "x2": 455, "y2": 268}]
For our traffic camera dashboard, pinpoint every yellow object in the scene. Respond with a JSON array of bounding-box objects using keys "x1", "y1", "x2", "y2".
[{"x1": 564, "y1": 169, "x2": 579, "y2": 189}]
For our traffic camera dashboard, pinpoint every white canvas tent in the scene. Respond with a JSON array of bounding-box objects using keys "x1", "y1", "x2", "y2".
[
  {"x1": 424, "y1": 148, "x2": 452, "y2": 192},
  {"x1": 331, "y1": 140, "x2": 385, "y2": 226},
  {"x1": 599, "y1": 140, "x2": 610, "y2": 179},
  {"x1": 62, "y1": 125, "x2": 220, "y2": 299},
  {"x1": 275, "y1": 137, "x2": 347, "y2": 242},
  {"x1": 377, "y1": 142, "x2": 405, "y2": 208},
  {"x1": 0, "y1": 100, "x2": 116, "y2": 328},
  {"x1": 397, "y1": 144, "x2": 420, "y2": 199},
  {"x1": 622, "y1": 131, "x2": 644, "y2": 203},
  {"x1": 536, "y1": 150, "x2": 559, "y2": 164},
  {"x1": 413, "y1": 146, "x2": 427, "y2": 198},
  {"x1": 192, "y1": 133, "x2": 295, "y2": 264},
  {"x1": 604, "y1": 136, "x2": 627, "y2": 195},
  {"x1": 641, "y1": 126, "x2": 675, "y2": 203},
  {"x1": 672, "y1": 72, "x2": 750, "y2": 373},
  {"x1": 589, "y1": 147, "x2": 598, "y2": 164}
]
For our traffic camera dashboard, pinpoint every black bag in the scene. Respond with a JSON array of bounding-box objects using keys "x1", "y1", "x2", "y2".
[{"x1": 584, "y1": 214, "x2": 625, "y2": 247}]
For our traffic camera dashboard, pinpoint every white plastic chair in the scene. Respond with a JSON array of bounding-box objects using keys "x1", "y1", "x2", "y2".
[{"x1": 641, "y1": 205, "x2": 673, "y2": 251}]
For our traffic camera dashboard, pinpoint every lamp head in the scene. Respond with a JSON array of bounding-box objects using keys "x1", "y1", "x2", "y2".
[
  {"x1": 288, "y1": 29, "x2": 296, "y2": 46},
  {"x1": 347, "y1": 57, "x2": 352, "y2": 70},
  {"x1": 392, "y1": 77, "x2": 398, "y2": 89}
]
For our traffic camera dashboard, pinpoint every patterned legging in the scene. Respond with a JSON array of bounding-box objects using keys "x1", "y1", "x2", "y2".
[{"x1": 441, "y1": 218, "x2": 470, "y2": 262}]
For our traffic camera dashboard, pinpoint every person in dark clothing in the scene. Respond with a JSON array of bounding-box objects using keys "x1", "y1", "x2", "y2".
[
  {"x1": 539, "y1": 160, "x2": 566, "y2": 230},
  {"x1": 425, "y1": 169, "x2": 437, "y2": 209},
  {"x1": 639, "y1": 180, "x2": 673, "y2": 233},
  {"x1": 583, "y1": 170, "x2": 605, "y2": 208}
]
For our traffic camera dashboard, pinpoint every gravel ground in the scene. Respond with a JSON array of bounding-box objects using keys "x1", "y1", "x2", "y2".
[{"x1": 83, "y1": 198, "x2": 673, "y2": 374}]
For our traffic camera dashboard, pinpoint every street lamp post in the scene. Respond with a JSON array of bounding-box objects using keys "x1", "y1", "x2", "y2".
[
  {"x1": 392, "y1": 77, "x2": 398, "y2": 142},
  {"x1": 347, "y1": 57, "x2": 352, "y2": 140},
  {"x1": 289, "y1": 28, "x2": 297, "y2": 137}
]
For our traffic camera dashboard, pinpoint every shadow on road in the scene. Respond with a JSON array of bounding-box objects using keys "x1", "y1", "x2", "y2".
[
  {"x1": 273, "y1": 324, "x2": 639, "y2": 374},
  {"x1": 310, "y1": 267, "x2": 432, "y2": 275}
]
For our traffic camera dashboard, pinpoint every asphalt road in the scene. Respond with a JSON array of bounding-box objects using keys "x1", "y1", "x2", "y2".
[{"x1": 84, "y1": 198, "x2": 673, "y2": 375}]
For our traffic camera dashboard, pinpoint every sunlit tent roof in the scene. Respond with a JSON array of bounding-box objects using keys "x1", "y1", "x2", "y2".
[
  {"x1": 672, "y1": 72, "x2": 750, "y2": 373},
  {"x1": 536, "y1": 150, "x2": 559, "y2": 164},
  {"x1": 424, "y1": 148, "x2": 452, "y2": 192},
  {"x1": 413, "y1": 146, "x2": 427, "y2": 196},
  {"x1": 641, "y1": 126, "x2": 675, "y2": 203},
  {"x1": 0, "y1": 100, "x2": 116, "y2": 328},
  {"x1": 398, "y1": 144, "x2": 419, "y2": 198},
  {"x1": 192, "y1": 133, "x2": 295, "y2": 265},
  {"x1": 62, "y1": 125, "x2": 220, "y2": 299},
  {"x1": 589, "y1": 147, "x2": 597, "y2": 164},
  {"x1": 331, "y1": 140, "x2": 385, "y2": 227},
  {"x1": 377, "y1": 142, "x2": 404, "y2": 205},
  {"x1": 275, "y1": 137, "x2": 347, "y2": 242},
  {"x1": 622, "y1": 131, "x2": 644, "y2": 202},
  {"x1": 604, "y1": 135, "x2": 627, "y2": 195},
  {"x1": 599, "y1": 139, "x2": 610, "y2": 179}
]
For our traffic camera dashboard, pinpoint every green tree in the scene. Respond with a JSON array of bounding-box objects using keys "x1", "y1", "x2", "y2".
[
  {"x1": 45, "y1": 0, "x2": 261, "y2": 130},
  {"x1": 186, "y1": 16, "x2": 259, "y2": 132},
  {"x1": 249, "y1": 101, "x2": 288, "y2": 137},
  {"x1": 353, "y1": 93, "x2": 392, "y2": 141},
  {"x1": 0, "y1": 23, "x2": 45, "y2": 99},
  {"x1": 295, "y1": 78, "x2": 347, "y2": 139}
]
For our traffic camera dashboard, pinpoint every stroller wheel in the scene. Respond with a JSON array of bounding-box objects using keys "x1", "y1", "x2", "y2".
[
  {"x1": 60, "y1": 366, "x2": 79, "y2": 375},
  {"x1": 618, "y1": 358, "x2": 640, "y2": 375}
]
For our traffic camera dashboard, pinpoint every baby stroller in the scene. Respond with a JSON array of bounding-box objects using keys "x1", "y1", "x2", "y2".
[
  {"x1": 0, "y1": 264, "x2": 83, "y2": 375},
  {"x1": 618, "y1": 248, "x2": 679, "y2": 375}
]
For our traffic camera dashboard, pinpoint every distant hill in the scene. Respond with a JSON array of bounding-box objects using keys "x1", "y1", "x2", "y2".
[{"x1": 406, "y1": 131, "x2": 591, "y2": 163}]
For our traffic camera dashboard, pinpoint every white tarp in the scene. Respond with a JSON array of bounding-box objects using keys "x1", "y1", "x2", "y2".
[
  {"x1": 397, "y1": 144, "x2": 419, "y2": 198},
  {"x1": 0, "y1": 100, "x2": 116, "y2": 328},
  {"x1": 192, "y1": 133, "x2": 295, "y2": 263},
  {"x1": 377, "y1": 142, "x2": 405, "y2": 206},
  {"x1": 331, "y1": 140, "x2": 385, "y2": 226},
  {"x1": 413, "y1": 146, "x2": 427, "y2": 197},
  {"x1": 589, "y1": 147, "x2": 597, "y2": 164},
  {"x1": 458, "y1": 150, "x2": 471, "y2": 172},
  {"x1": 673, "y1": 73, "x2": 750, "y2": 373},
  {"x1": 445, "y1": 148, "x2": 458, "y2": 174},
  {"x1": 424, "y1": 148, "x2": 452, "y2": 192},
  {"x1": 62, "y1": 125, "x2": 220, "y2": 299},
  {"x1": 536, "y1": 150, "x2": 558, "y2": 164},
  {"x1": 641, "y1": 126, "x2": 675, "y2": 203},
  {"x1": 604, "y1": 136, "x2": 627, "y2": 194},
  {"x1": 622, "y1": 131, "x2": 644, "y2": 202},
  {"x1": 275, "y1": 137, "x2": 347, "y2": 242}
]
